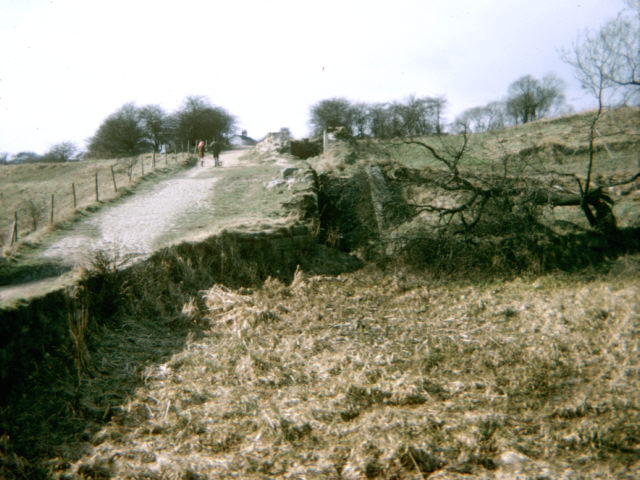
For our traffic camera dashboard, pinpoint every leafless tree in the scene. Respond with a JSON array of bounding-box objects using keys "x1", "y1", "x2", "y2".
[
  {"x1": 138, "y1": 105, "x2": 168, "y2": 158},
  {"x1": 425, "y1": 95, "x2": 448, "y2": 134},
  {"x1": 454, "y1": 101, "x2": 508, "y2": 133},
  {"x1": 560, "y1": 4, "x2": 640, "y2": 233},
  {"x1": 24, "y1": 198, "x2": 45, "y2": 232},
  {"x1": 400, "y1": 125, "x2": 637, "y2": 236},
  {"x1": 42, "y1": 142, "x2": 77, "y2": 162},
  {"x1": 562, "y1": 6, "x2": 639, "y2": 106}
]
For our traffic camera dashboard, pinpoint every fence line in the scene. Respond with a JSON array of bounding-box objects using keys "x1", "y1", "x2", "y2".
[
  {"x1": 50, "y1": 194, "x2": 54, "y2": 225},
  {"x1": 8, "y1": 211, "x2": 18, "y2": 246},
  {"x1": 111, "y1": 165, "x2": 118, "y2": 193},
  {"x1": 72, "y1": 182, "x2": 77, "y2": 209},
  {"x1": 3, "y1": 152, "x2": 190, "y2": 248}
]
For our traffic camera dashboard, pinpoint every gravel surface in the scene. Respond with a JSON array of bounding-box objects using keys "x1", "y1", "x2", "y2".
[{"x1": 42, "y1": 150, "x2": 244, "y2": 267}]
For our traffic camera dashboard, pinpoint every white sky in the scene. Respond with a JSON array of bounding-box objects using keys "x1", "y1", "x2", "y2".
[{"x1": 0, "y1": 0, "x2": 627, "y2": 154}]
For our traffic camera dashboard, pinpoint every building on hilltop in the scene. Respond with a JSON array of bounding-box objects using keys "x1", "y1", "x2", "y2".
[{"x1": 229, "y1": 130, "x2": 257, "y2": 147}]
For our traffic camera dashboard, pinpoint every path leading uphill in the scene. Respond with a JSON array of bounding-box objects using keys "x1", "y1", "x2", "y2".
[
  {"x1": 42, "y1": 150, "x2": 245, "y2": 267},
  {"x1": 1, "y1": 147, "x2": 307, "y2": 304}
]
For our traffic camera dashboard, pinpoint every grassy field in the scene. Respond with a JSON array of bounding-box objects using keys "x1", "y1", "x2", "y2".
[{"x1": 0, "y1": 153, "x2": 192, "y2": 250}]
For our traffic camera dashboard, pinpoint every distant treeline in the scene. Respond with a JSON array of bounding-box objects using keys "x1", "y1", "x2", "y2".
[
  {"x1": 309, "y1": 74, "x2": 569, "y2": 139},
  {"x1": 1, "y1": 142, "x2": 81, "y2": 164},
  {"x1": 1, "y1": 95, "x2": 236, "y2": 164},
  {"x1": 86, "y1": 96, "x2": 236, "y2": 159}
]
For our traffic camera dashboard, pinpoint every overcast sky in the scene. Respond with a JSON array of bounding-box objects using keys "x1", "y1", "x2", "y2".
[{"x1": 0, "y1": 0, "x2": 627, "y2": 155}]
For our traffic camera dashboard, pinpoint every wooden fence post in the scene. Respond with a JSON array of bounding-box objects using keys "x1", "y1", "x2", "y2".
[
  {"x1": 152, "y1": 151, "x2": 156, "y2": 169},
  {"x1": 165, "y1": 150, "x2": 168, "y2": 167},
  {"x1": 140, "y1": 156, "x2": 144, "y2": 176},
  {"x1": 50, "y1": 194, "x2": 55, "y2": 225},
  {"x1": 9, "y1": 211, "x2": 18, "y2": 245},
  {"x1": 72, "y1": 182, "x2": 77, "y2": 209},
  {"x1": 95, "y1": 172, "x2": 99, "y2": 202},
  {"x1": 111, "y1": 165, "x2": 118, "y2": 193}
]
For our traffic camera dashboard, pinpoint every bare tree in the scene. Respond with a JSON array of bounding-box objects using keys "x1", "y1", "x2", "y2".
[
  {"x1": 309, "y1": 98, "x2": 356, "y2": 137},
  {"x1": 87, "y1": 103, "x2": 148, "y2": 158},
  {"x1": 172, "y1": 96, "x2": 236, "y2": 150},
  {"x1": 351, "y1": 102, "x2": 370, "y2": 138},
  {"x1": 425, "y1": 95, "x2": 448, "y2": 134},
  {"x1": 369, "y1": 103, "x2": 392, "y2": 139},
  {"x1": 562, "y1": 6, "x2": 639, "y2": 106},
  {"x1": 560, "y1": 4, "x2": 640, "y2": 233},
  {"x1": 400, "y1": 125, "x2": 637, "y2": 237},
  {"x1": 42, "y1": 142, "x2": 78, "y2": 162},
  {"x1": 454, "y1": 101, "x2": 508, "y2": 134},
  {"x1": 309, "y1": 96, "x2": 448, "y2": 140},
  {"x1": 24, "y1": 198, "x2": 45, "y2": 231}
]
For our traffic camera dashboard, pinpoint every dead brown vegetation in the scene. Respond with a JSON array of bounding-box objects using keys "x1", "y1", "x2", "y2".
[{"x1": 7, "y1": 255, "x2": 634, "y2": 479}]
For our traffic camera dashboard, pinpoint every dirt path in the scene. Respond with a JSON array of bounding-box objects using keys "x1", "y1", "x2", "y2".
[
  {"x1": 42, "y1": 149, "x2": 247, "y2": 267},
  {"x1": 0, "y1": 149, "x2": 256, "y2": 304}
]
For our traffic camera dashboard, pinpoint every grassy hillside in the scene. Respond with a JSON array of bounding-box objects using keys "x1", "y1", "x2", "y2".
[
  {"x1": 313, "y1": 107, "x2": 639, "y2": 255},
  {"x1": 392, "y1": 107, "x2": 639, "y2": 176},
  {"x1": 0, "y1": 153, "x2": 192, "y2": 250}
]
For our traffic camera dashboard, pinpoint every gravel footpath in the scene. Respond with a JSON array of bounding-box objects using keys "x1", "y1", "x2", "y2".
[
  {"x1": 42, "y1": 150, "x2": 244, "y2": 266},
  {"x1": 0, "y1": 151, "x2": 247, "y2": 303}
]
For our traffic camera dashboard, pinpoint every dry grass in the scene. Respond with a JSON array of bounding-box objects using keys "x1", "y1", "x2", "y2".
[
  {"x1": 0, "y1": 153, "x2": 192, "y2": 249},
  {"x1": 393, "y1": 107, "x2": 640, "y2": 176},
  {"x1": 47, "y1": 256, "x2": 640, "y2": 479}
]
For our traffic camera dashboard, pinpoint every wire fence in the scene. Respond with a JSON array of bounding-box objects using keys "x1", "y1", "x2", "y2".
[{"x1": 3, "y1": 152, "x2": 193, "y2": 249}]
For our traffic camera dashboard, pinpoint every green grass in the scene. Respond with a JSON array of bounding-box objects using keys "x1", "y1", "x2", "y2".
[{"x1": 209, "y1": 162, "x2": 295, "y2": 224}]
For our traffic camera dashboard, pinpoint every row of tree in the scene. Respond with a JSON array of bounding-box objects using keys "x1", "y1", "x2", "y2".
[
  {"x1": 87, "y1": 96, "x2": 236, "y2": 158},
  {"x1": 399, "y1": 0, "x2": 639, "y2": 240},
  {"x1": 309, "y1": 96, "x2": 448, "y2": 139},
  {"x1": 0, "y1": 142, "x2": 80, "y2": 164},
  {"x1": 456, "y1": 3, "x2": 639, "y2": 134},
  {"x1": 455, "y1": 74, "x2": 568, "y2": 133},
  {"x1": 309, "y1": 73, "x2": 568, "y2": 140},
  {"x1": 1, "y1": 96, "x2": 237, "y2": 163}
]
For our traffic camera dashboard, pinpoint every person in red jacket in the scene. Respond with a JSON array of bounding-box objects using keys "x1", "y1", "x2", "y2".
[{"x1": 197, "y1": 140, "x2": 205, "y2": 166}]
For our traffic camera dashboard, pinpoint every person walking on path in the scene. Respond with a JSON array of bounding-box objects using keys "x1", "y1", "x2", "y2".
[
  {"x1": 197, "y1": 140, "x2": 205, "y2": 166},
  {"x1": 211, "y1": 138, "x2": 222, "y2": 167}
]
